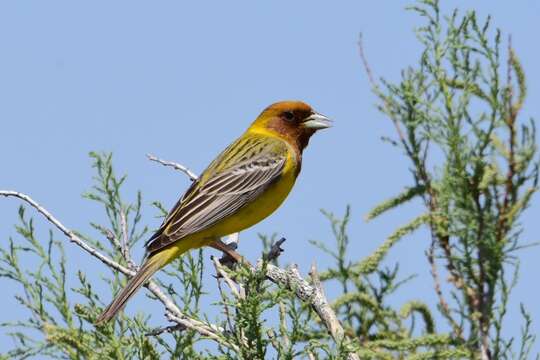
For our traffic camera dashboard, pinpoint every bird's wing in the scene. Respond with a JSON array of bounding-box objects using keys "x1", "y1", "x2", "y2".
[{"x1": 145, "y1": 135, "x2": 289, "y2": 255}]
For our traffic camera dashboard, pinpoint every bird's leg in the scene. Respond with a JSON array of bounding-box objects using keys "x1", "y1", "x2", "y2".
[{"x1": 209, "y1": 239, "x2": 250, "y2": 266}]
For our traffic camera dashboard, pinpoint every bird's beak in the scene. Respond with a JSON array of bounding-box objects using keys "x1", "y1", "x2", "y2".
[{"x1": 302, "y1": 112, "x2": 332, "y2": 130}]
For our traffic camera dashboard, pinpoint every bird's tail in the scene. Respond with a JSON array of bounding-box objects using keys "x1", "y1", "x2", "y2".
[{"x1": 95, "y1": 245, "x2": 183, "y2": 324}]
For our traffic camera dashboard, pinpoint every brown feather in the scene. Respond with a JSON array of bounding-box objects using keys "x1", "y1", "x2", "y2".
[{"x1": 95, "y1": 254, "x2": 166, "y2": 324}]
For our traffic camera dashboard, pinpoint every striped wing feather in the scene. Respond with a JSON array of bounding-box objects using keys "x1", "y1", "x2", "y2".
[{"x1": 145, "y1": 136, "x2": 288, "y2": 254}]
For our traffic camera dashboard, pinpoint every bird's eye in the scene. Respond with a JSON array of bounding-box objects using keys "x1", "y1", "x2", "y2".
[{"x1": 283, "y1": 111, "x2": 294, "y2": 121}]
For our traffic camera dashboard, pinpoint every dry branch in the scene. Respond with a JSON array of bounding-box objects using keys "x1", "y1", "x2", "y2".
[
  {"x1": 262, "y1": 261, "x2": 360, "y2": 360},
  {"x1": 146, "y1": 153, "x2": 198, "y2": 181}
]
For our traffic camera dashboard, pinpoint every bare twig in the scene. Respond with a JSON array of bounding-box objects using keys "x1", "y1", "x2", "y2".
[
  {"x1": 119, "y1": 209, "x2": 136, "y2": 269},
  {"x1": 266, "y1": 329, "x2": 282, "y2": 354},
  {"x1": 309, "y1": 263, "x2": 347, "y2": 349},
  {"x1": 1, "y1": 191, "x2": 132, "y2": 274},
  {"x1": 166, "y1": 312, "x2": 238, "y2": 351},
  {"x1": 358, "y1": 33, "x2": 376, "y2": 88},
  {"x1": 358, "y1": 33, "x2": 411, "y2": 158},
  {"x1": 93, "y1": 223, "x2": 122, "y2": 253},
  {"x1": 146, "y1": 153, "x2": 198, "y2": 181},
  {"x1": 278, "y1": 301, "x2": 291, "y2": 350},
  {"x1": 215, "y1": 271, "x2": 235, "y2": 334}
]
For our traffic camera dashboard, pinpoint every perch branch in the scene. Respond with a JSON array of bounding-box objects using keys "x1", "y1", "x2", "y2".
[{"x1": 261, "y1": 261, "x2": 360, "y2": 360}]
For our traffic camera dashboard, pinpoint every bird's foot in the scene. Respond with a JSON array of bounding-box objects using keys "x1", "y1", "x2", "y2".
[{"x1": 209, "y1": 240, "x2": 251, "y2": 268}]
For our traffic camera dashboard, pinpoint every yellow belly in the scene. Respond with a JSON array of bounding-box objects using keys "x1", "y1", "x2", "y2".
[{"x1": 211, "y1": 169, "x2": 296, "y2": 236}]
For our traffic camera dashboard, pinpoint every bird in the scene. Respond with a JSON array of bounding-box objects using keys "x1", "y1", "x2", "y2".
[{"x1": 95, "y1": 100, "x2": 332, "y2": 324}]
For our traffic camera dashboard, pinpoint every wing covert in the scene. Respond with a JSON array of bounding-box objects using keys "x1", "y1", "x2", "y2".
[{"x1": 145, "y1": 136, "x2": 288, "y2": 254}]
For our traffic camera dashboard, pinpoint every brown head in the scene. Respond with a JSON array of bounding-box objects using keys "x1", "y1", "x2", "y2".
[{"x1": 247, "y1": 101, "x2": 332, "y2": 150}]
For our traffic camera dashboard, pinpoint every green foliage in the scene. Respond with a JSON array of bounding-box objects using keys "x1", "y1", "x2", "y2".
[
  {"x1": 0, "y1": 153, "x2": 207, "y2": 360},
  {"x1": 1, "y1": 152, "x2": 465, "y2": 359},
  {"x1": 369, "y1": 0, "x2": 539, "y2": 358},
  {"x1": 1, "y1": 1, "x2": 538, "y2": 359}
]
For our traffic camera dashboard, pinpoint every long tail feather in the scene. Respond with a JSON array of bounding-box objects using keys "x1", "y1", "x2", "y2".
[{"x1": 95, "y1": 254, "x2": 166, "y2": 324}]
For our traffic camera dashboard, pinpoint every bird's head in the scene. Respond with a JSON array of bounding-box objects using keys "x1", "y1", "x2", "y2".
[{"x1": 248, "y1": 101, "x2": 332, "y2": 150}]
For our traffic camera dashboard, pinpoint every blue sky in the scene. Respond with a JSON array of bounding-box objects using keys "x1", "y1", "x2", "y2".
[{"x1": 1, "y1": 0, "x2": 539, "y2": 355}]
